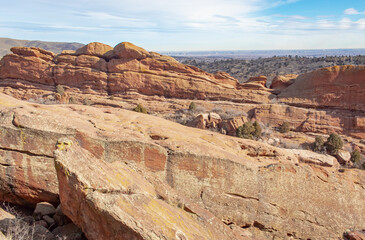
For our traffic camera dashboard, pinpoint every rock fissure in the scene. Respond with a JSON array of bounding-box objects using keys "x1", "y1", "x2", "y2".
[
  {"x1": 224, "y1": 192, "x2": 259, "y2": 201},
  {"x1": 0, "y1": 146, "x2": 53, "y2": 158}
]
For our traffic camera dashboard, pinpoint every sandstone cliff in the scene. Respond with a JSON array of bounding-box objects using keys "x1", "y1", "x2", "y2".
[
  {"x1": 0, "y1": 42, "x2": 272, "y2": 103},
  {"x1": 0, "y1": 93, "x2": 364, "y2": 239}
]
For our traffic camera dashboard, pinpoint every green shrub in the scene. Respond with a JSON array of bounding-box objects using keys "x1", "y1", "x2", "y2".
[
  {"x1": 56, "y1": 85, "x2": 65, "y2": 95},
  {"x1": 350, "y1": 150, "x2": 361, "y2": 164},
  {"x1": 325, "y1": 133, "x2": 343, "y2": 155},
  {"x1": 237, "y1": 122, "x2": 254, "y2": 139},
  {"x1": 278, "y1": 121, "x2": 290, "y2": 133},
  {"x1": 252, "y1": 121, "x2": 262, "y2": 138},
  {"x1": 312, "y1": 136, "x2": 325, "y2": 153},
  {"x1": 189, "y1": 102, "x2": 196, "y2": 111},
  {"x1": 134, "y1": 104, "x2": 147, "y2": 114}
]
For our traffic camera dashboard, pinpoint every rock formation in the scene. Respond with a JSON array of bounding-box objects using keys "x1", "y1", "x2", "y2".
[
  {"x1": 0, "y1": 42, "x2": 273, "y2": 103},
  {"x1": 0, "y1": 93, "x2": 364, "y2": 239},
  {"x1": 278, "y1": 65, "x2": 365, "y2": 111}
]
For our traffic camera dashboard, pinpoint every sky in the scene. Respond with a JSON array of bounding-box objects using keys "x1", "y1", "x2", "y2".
[{"x1": 1, "y1": 0, "x2": 365, "y2": 51}]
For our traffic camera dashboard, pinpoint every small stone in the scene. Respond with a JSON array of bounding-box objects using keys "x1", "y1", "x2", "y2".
[
  {"x1": 43, "y1": 215, "x2": 55, "y2": 227},
  {"x1": 34, "y1": 202, "x2": 56, "y2": 218},
  {"x1": 33, "y1": 225, "x2": 55, "y2": 240},
  {"x1": 35, "y1": 220, "x2": 48, "y2": 228}
]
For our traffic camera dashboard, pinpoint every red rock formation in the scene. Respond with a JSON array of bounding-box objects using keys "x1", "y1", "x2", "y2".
[
  {"x1": 0, "y1": 42, "x2": 272, "y2": 103},
  {"x1": 270, "y1": 74, "x2": 297, "y2": 91},
  {"x1": 278, "y1": 65, "x2": 365, "y2": 111},
  {"x1": 0, "y1": 93, "x2": 363, "y2": 239}
]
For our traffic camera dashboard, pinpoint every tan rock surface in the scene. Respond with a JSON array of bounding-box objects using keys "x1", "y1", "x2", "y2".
[
  {"x1": 54, "y1": 139, "x2": 246, "y2": 240},
  {"x1": 0, "y1": 93, "x2": 363, "y2": 239}
]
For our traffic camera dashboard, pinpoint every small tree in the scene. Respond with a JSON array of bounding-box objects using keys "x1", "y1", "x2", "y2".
[
  {"x1": 189, "y1": 102, "x2": 196, "y2": 111},
  {"x1": 134, "y1": 104, "x2": 147, "y2": 114},
  {"x1": 252, "y1": 121, "x2": 262, "y2": 138},
  {"x1": 312, "y1": 136, "x2": 325, "y2": 153},
  {"x1": 325, "y1": 133, "x2": 343, "y2": 155},
  {"x1": 278, "y1": 122, "x2": 290, "y2": 133},
  {"x1": 237, "y1": 122, "x2": 255, "y2": 139},
  {"x1": 350, "y1": 150, "x2": 361, "y2": 164}
]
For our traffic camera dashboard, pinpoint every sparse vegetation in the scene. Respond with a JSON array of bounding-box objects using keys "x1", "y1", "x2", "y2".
[
  {"x1": 278, "y1": 122, "x2": 290, "y2": 133},
  {"x1": 350, "y1": 150, "x2": 361, "y2": 164},
  {"x1": 252, "y1": 121, "x2": 262, "y2": 138},
  {"x1": 237, "y1": 121, "x2": 262, "y2": 139},
  {"x1": 180, "y1": 55, "x2": 365, "y2": 83},
  {"x1": 134, "y1": 104, "x2": 147, "y2": 114},
  {"x1": 312, "y1": 136, "x2": 325, "y2": 153},
  {"x1": 189, "y1": 102, "x2": 196, "y2": 111},
  {"x1": 69, "y1": 96, "x2": 76, "y2": 104},
  {"x1": 325, "y1": 133, "x2": 343, "y2": 155}
]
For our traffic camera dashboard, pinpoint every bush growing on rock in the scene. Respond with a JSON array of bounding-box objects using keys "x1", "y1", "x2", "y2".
[
  {"x1": 350, "y1": 150, "x2": 361, "y2": 164},
  {"x1": 325, "y1": 133, "x2": 343, "y2": 155},
  {"x1": 82, "y1": 98, "x2": 91, "y2": 106},
  {"x1": 253, "y1": 121, "x2": 262, "y2": 138},
  {"x1": 134, "y1": 104, "x2": 147, "y2": 114},
  {"x1": 278, "y1": 121, "x2": 290, "y2": 133},
  {"x1": 312, "y1": 136, "x2": 325, "y2": 153},
  {"x1": 237, "y1": 121, "x2": 262, "y2": 139}
]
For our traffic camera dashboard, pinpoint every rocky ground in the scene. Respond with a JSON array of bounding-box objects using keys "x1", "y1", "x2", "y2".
[{"x1": 0, "y1": 42, "x2": 364, "y2": 239}]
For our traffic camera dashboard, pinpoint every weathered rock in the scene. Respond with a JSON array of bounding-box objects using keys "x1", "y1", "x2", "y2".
[
  {"x1": 246, "y1": 75, "x2": 267, "y2": 87},
  {"x1": 0, "y1": 93, "x2": 364, "y2": 239},
  {"x1": 344, "y1": 230, "x2": 365, "y2": 240},
  {"x1": 52, "y1": 223, "x2": 85, "y2": 240},
  {"x1": 75, "y1": 42, "x2": 113, "y2": 58},
  {"x1": 34, "y1": 202, "x2": 56, "y2": 218},
  {"x1": 10, "y1": 47, "x2": 55, "y2": 62},
  {"x1": 0, "y1": 42, "x2": 273, "y2": 103},
  {"x1": 288, "y1": 149, "x2": 339, "y2": 167},
  {"x1": 337, "y1": 150, "x2": 352, "y2": 165},
  {"x1": 270, "y1": 74, "x2": 297, "y2": 91},
  {"x1": 113, "y1": 42, "x2": 150, "y2": 59},
  {"x1": 187, "y1": 112, "x2": 222, "y2": 129},
  {"x1": 54, "y1": 139, "x2": 245, "y2": 240},
  {"x1": 220, "y1": 115, "x2": 248, "y2": 136},
  {"x1": 42, "y1": 215, "x2": 55, "y2": 227},
  {"x1": 278, "y1": 65, "x2": 365, "y2": 111},
  {"x1": 33, "y1": 225, "x2": 55, "y2": 240},
  {"x1": 35, "y1": 219, "x2": 49, "y2": 228}
]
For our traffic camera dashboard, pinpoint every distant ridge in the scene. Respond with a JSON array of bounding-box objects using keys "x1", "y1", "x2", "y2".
[
  {"x1": 163, "y1": 48, "x2": 365, "y2": 60},
  {"x1": 0, "y1": 37, "x2": 84, "y2": 58}
]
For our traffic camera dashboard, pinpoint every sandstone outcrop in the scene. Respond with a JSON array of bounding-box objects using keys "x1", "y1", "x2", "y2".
[
  {"x1": 0, "y1": 93, "x2": 364, "y2": 239},
  {"x1": 0, "y1": 42, "x2": 272, "y2": 103},
  {"x1": 278, "y1": 65, "x2": 365, "y2": 111},
  {"x1": 270, "y1": 74, "x2": 297, "y2": 91},
  {"x1": 54, "y1": 139, "x2": 246, "y2": 240}
]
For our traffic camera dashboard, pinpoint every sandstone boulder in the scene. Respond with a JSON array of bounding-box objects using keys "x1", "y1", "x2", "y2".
[
  {"x1": 246, "y1": 75, "x2": 267, "y2": 87},
  {"x1": 34, "y1": 202, "x2": 56, "y2": 218},
  {"x1": 75, "y1": 42, "x2": 113, "y2": 58},
  {"x1": 337, "y1": 150, "x2": 352, "y2": 165},
  {"x1": 113, "y1": 41, "x2": 150, "y2": 59}
]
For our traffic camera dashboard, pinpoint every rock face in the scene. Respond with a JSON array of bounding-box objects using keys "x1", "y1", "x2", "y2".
[
  {"x1": 54, "y1": 139, "x2": 245, "y2": 240},
  {"x1": 0, "y1": 93, "x2": 364, "y2": 239},
  {"x1": 278, "y1": 65, "x2": 365, "y2": 111},
  {"x1": 0, "y1": 42, "x2": 272, "y2": 103}
]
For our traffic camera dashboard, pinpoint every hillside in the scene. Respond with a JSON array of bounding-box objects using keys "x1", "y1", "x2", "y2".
[
  {"x1": 180, "y1": 55, "x2": 365, "y2": 84},
  {"x1": 0, "y1": 37, "x2": 84, "y2": 57}
]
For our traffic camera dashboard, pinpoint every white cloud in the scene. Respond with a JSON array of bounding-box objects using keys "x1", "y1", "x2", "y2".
[{"x1": 344, "y1": 8, "x2": 360, "y2": 15}]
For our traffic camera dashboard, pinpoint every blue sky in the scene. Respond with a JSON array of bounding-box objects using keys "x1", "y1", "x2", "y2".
[{"x1": 1, "y1": 0, "x2": 365, "y2": 51}]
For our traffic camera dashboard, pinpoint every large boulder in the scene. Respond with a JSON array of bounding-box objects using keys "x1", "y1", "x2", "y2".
[
  {"x1": 270, "y1": 74, "x2": 297, "y2": 91},
  {"x1": 75, "y1": 42, "x2": 113, "y2": 58},
  {"x1": 113, "y1": 42, "x2": 150, "y2": 59}
]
